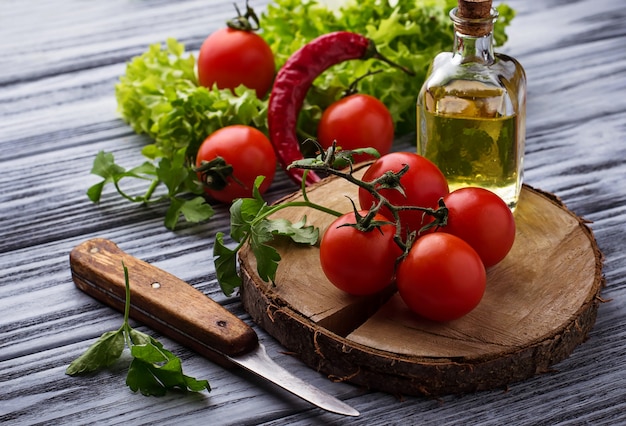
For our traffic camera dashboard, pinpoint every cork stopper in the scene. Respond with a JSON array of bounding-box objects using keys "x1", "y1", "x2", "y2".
[
  {"x1": 457, "y1": 0, "x2": 492, "y2": 19},
  {"x1": 452, "y1": 0, "x2": 496, "y2": 37}
]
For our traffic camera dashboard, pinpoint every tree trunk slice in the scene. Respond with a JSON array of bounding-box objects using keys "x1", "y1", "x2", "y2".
[{"x1": 239, "y1": 163, "x2": 604, "y2": 396}]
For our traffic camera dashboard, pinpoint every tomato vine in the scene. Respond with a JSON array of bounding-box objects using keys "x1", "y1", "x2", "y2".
[{"x1": 213, "y1": 143, "x2": 450, "y2": 296}]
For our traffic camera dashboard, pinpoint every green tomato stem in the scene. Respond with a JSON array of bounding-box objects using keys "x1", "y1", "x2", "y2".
[
  {"x1": 261, "y1": 200, "x2": 343, "y2": 220},
  {"x1": 121, "y1": 262, "x2": 134, "y2": 348}
]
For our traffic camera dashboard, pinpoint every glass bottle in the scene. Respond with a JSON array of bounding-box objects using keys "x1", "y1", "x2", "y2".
[{"x1": 416, "y1": 0, "x2": 526, "y2": 210}]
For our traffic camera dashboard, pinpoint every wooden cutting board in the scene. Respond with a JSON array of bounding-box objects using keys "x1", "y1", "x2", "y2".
[{"x1": 238, "y1": 163, "x2": 604, "y2": 396}]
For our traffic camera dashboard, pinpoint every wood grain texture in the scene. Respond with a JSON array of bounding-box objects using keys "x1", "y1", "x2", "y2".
[{"x1": 1, "y1": 0, "x2": 626, "y2": 424}]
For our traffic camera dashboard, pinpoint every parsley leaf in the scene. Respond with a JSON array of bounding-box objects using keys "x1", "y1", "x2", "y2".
[
  {"x1": 65, "y1": 329, "x2": 125, "y2": 375},
  {"x1": 214, "y1": 178, "x2": 322, "y2": 296},
  {"x1": 66, "y1": 264, "x2": 210, "y2": 396},
  {"x1": 213, "y1": 232, "x2": 241, "y2": 296},
  {"x1": 249, "y1": 234, "x2": 282, "y2": 283},
  {"x1": 264, "y1": 216, "x2": 319, "y2": 244},
  {"x1": 127, "y1": 331, "x2": 210, "y2": 396}
]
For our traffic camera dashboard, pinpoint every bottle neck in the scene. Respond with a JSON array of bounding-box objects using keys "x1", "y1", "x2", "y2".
[
  {"x1": 450, "y1": 6, "x2": 497, "y2": 65},
  {"x1": 453, "y1": 32, "x2": 495, "y2": 64}
]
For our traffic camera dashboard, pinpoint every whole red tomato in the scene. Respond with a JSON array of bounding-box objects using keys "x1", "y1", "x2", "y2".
[
  {"x1": 320, "y1": 211, "x2": 402, "y2": 296},
  {"x1": 358, "y1": 152, "x2": 449, "y2": 237},
  {"x1": 317, "y1": 94, "x2": 394, "y2": 162},
  {"x1": 396, "y1": 233, "x2": 486, "y2": 322},
  {"x1": 440, "y1": 187, "x2": 516, "y2": 267},
  {"x1": 197, "y1": 27, "x2": 275, "y2": 99},
  {"x1": 195, "y1": 125, "x2": 276, "y2": 204}
]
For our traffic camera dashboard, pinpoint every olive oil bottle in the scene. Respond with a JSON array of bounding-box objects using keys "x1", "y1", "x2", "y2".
[{"x1": 417, "y1": 0, "x2": 526, "y2": 209}]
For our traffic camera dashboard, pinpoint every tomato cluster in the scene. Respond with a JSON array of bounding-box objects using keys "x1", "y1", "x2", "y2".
[{"x1": 320, "y1": 152, "x2": 516, "y2": 322}]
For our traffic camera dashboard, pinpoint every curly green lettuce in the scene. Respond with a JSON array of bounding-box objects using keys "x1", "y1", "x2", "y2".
[{"x1": 115, "y1": 38, "x2": 268, "y2": 160}]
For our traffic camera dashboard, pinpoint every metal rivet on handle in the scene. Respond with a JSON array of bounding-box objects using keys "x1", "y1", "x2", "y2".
[{"x1": 151, "y1": 282, "x2": 161, "y2": 289}]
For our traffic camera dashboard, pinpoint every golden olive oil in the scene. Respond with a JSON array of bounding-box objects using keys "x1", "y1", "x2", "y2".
[
  {"x1": 418, "y1": 109, "x2": 521, "y2": 208},
  {"x1": 416, "y1": 0, "x2": 526, "y2": 210}
]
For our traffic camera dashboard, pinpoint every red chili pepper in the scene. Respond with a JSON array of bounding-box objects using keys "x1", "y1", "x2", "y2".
[{"x1": 268, "y1": 31, "x2": 397, "y2": 186}]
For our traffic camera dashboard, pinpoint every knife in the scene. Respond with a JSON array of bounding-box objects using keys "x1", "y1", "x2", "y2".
[{"x1": 69, "y1": 238, "x2": 359, "y2": 417}]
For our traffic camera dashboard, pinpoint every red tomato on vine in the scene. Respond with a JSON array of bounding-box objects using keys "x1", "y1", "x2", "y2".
[
  {"x1": 396, "y1": 233, "x2": 486, "y2": 322},
  {"x1": 320, "y1": 211, "x2": 402, "y2": 296},
  {"x1": 440, "y1": 187, "x2": 516, "y2": 268},
  {"x1": 358, "y1": 152, "x2": 449, "y2": 237}
]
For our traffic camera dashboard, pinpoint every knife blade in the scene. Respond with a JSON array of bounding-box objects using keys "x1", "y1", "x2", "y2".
[{"x1": 69, "y1": 238, "x2": 358, "y2": 417}]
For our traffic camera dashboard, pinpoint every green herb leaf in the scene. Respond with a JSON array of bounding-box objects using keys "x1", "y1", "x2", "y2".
[
  {"x1": 214, "y1": 176, "x2": 322, "y2": 294},
  {"x1": 264, "y1": 216, "x2": 319, "y2": 245},
  {"x1": 214, "y1": 232, "x2": 242, "y2": 296},
  {"x1": 249, "y1": 240, "x2": 281, "y2": 283},
  {"x1": 87, "y1": 151, "x2": 126, "y2": 202},
  {"x1": 230, "y1": 197, "x2": 269, "y2": 242},
  {"x1": 164, "y1": 197, "x2": 186, "y2": 230},
  {"x1": 126, "y1": 335, "x2": 210, "y2": 396},
  {"x1": 157, "y1": 152, "x2": 191, "y2": 197},
  {"x1": 127, "y1": 358, "x2": 169, "y2": 397},
  {"x1": 87, "y1": 147, "x2": 214, "y2": 230},
  {"x1": 180, "y1": 196, "x2": 215, "y2": 223},
  {"x1": 247, "y1": 215, "x2": 318, "y2": 283},
  {"x1": 65, "y1": 329, "x2": 125, "y2": 375},
  {"x1": 229, "y1": 176, "x2": 270, "y2": 241}
]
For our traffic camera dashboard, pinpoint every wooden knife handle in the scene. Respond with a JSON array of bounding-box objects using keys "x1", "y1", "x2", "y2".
[{"x1": 69, "y1": 238, "x2": 258, "y2": 365}]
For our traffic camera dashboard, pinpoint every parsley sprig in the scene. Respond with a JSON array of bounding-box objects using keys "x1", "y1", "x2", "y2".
[
  {"x1": 214, "y1": 176, "x2": 342, "y2": 296},
  {"x1": 66, "y1": 264, "x2": 210, "y2": 396},
  {"x1": 87, "y1": 149, "x2": 215, "y2": 230}
]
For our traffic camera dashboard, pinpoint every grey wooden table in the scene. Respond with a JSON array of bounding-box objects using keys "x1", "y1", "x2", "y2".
[{"x1": 1, "y1": 0, "x2": 625, "y2": 424}]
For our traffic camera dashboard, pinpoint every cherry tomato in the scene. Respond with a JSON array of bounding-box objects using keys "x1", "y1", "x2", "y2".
[
  {"x1": 440, "y1": 187, "x2": 516, "y2": 268},
  {"x1": 317, "y1": 94, "x2": 394, "y2": 162},
  {"x1": 197, "y1": 27, "x2": 275, "y2": 99},
  {"x1": 358, "y1": 152, "x2": 449, "y2": 237},
  {"x1": 195, "y1": 125, "x2": 276, "y2": 204},
  {"x1": 396, "y1": 233, "x2": 486, "y2": 322},
  {"x1": 320, "y1": 211, "x2": 402, "y2": 296}
]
